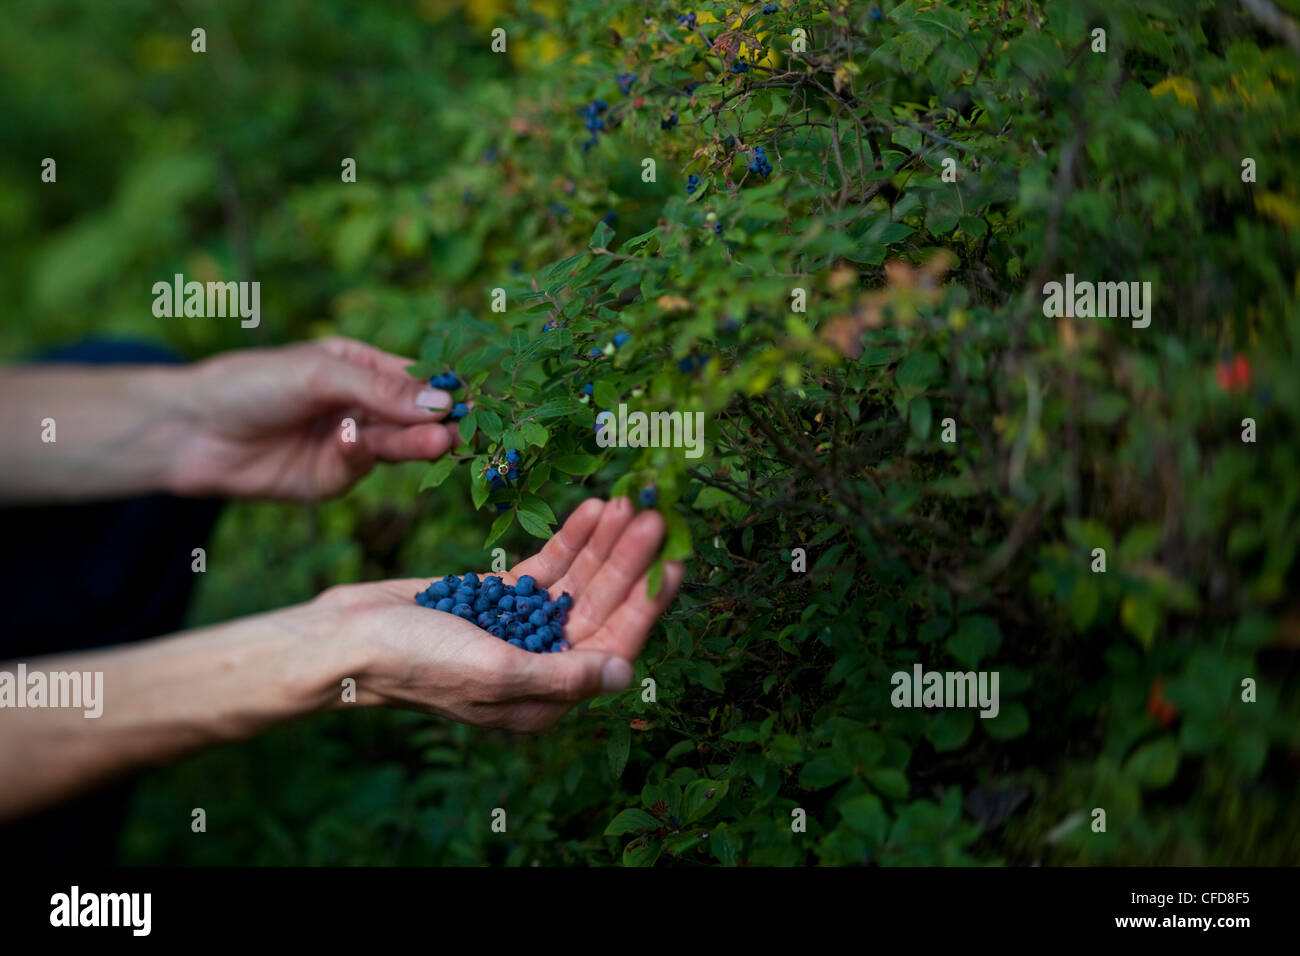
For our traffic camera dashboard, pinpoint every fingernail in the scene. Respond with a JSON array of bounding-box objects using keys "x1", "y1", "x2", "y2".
[
  {"x1": 601, "y1": 658, "x2": 633, "y2": 694},
  {"x1": 416, "y1": 388, "x2": 451, "y2": 411}
]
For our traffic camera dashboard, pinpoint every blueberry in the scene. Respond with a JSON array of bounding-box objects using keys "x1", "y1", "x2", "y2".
[
  {"x1": 477, "y1": 611, "x2": 495, "y2": 627},
  {"x1": 529, "y1": 610, "x2": 548, "y2": 627},
  {"x1": 474, "y1": 595, "x2": 492, "y2": 613},
  {"x1": 507, "y1": 638, "x2": 524, "y2": 648},
  {"x1": 450, "y1": 402, "x2": 469, "y2": 421},
  {"x1": 488, "y1": 625, "x2": 506, "y2": 638},
  {"x1": 732, "y1": 58, "x2": 749, "y2": 73},
  {"x1": 552, "y1": 640, "x2": 570, "y2": 652},
  {"x1": 524, "y1": 633, "x2": 544, "y2": 653},
  {"x1": 443, "y1": 574, "x2": 460, "y2": 586},
  {"x1": 430, "y1": 581, "x2": 450, "y2": 599},
  {"x1": 462, "y1": 573, "x2": 479, "y2": 588},
  {"x1": 762, "y1": 2, "x2": 779, "y2": 11},
  {"x1": 686, "y1": 173, "x2": 701, "y2": 195},
  {"x1": 713, "y1": 221, "x2": 724, "y2": 236},
  {"x1": 432, "y1": 597, "x2": 452, "y2": 613},
  {"x1": 661, "y1": 113, "x2": 679, "y2": 131},
  {"x1": 516, "y1": 575, "x2": 537, "y2": 597},
  {"x1": 613, "y1": 332, "x2": 630, "y2": 348},
  {"x1": 498, "y1": 594, "x2": 515, "y2": 610},
  {"x1": 556, "y1": 593, "x2": 574, "y2": 611},
  {"x1": 640, "y1": 486, "x2": 659, "y2": 507},
  {"x1": 505, "y1": 449, "x2": 521, "y2": 465},
  {"x1": 617, "y1": 72, "x2": 635, "y2": 94},
  {"x1": 536, "y1": 624, "x2": 554, "y2": 643},
  {"x1": 453, "y1": 603, "x2": 474, "y2": 620},
  {"x1": 870, "y1": 5, "x2": 883, "y2": 21},
  {"x1": 485, "y1": 584, "x2": 504, "y2": 603},
  {"x1": 589, "y1": 348, "x2": 604, "y2": 358}
]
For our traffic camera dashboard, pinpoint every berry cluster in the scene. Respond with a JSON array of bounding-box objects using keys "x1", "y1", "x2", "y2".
[
  {"x1": 661, "y1": 112, "x2": 679, "y2": 131},
  {"x1": 677, "y1": 11, "x2": 697, "y2": 28},
  {"x1": 748, "y1": 145, "x2": 772, "y2": 177},
  {"x1": 617, "y1": 72, "x2": 636, "y2": 94},
  {"x1": 762, "y1": 3, "x2": 780, "y2": 12},
  {"x1": 686, "y1": 173, "x2": 701, "y2": 195},
  {"x1": 732, "y1": 57, "x2": 750, "y2": 74},
  {"x1": 485, "y1": 448, "x2": 522, "y2": 490},
  {"x1": 429, "y1": 371, "x2": 468, "y2": 419},
  {"x1": 415, "y1": 573, "x2": 574, "y2": 654}
]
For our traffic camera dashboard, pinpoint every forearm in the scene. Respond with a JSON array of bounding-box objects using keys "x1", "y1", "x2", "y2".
[
  {"x1": 0, "y1": 601, "x2": 363, "y2": 822},
  {"x1": 0, "y1": 364, "x2": 193, "y2": 503}
]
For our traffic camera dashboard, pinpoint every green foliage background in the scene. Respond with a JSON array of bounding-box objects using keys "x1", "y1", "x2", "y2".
[{"x1": 2, "y1": 0, "x2": 1299, "y2": 864}]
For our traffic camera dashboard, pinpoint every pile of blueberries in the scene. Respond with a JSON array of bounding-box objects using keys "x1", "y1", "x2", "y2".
[
  {"x1": 429, "y1": 371, "x2": 468, "y2": 421},
  {"x1": 415, "y1": 572, "x2": 574, "y2": 654}
]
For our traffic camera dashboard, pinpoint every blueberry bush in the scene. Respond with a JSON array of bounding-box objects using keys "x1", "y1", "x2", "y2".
[{"x1": 5, "y1": 0, "x2": 1299, "y2": 864}]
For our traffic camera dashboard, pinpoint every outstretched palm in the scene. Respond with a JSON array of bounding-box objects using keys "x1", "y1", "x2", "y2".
[{"x1": 323, "y1": 497, "x2": 684, "y2": 732}]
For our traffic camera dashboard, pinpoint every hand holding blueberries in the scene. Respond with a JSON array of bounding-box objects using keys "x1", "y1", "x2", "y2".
[{"x1": 324, "y1": 497, "x2": 684, "y2": 733}]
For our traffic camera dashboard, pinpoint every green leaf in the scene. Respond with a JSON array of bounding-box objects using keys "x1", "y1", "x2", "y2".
[
  {"x1": 865, "y1": 768, "x2": 909, "y2": 800},
  {"x1": 608, "y1": 721, "x2": 631, "y2": 779},
  {"x1": 798, "y1": 753, "x2": 850, "y2": 790},
  {"x1": 457, "y1": 410, "x2": 478, "y2": 445},
  {"x1": 622, "y1": 838, "x2": 662, "y2": 867},
  {"x1": 518, "y1": 493, "x2": 557, "y2": 528},
  {"x1": 1119, "y1": 524, "x2": 1162, "y2": 565},
  {"x1": 604, "y1": 808, "x2": 658, "y2": 836},
  {"x1": 419, "y1": 457, "x2": 457, "y2": 491},
  {"x1": 929, "y1": 707, "x2": 975, "y2": 751},
  {"x1": 520, "y1": 421, "x2": 549, "y2": 447},
  {"x1": 1124, "y1": 737, "x2": 1180, "y2": 789},
  {"x1": 946, "y1": 615, "x2": 1002, "y2": 668},
  {"x1": 517, "y1": 508, "x2": 554, "y2": 539},
  {"x1": 895, "y1": 351, "x2": 940, "y2": 393},
  {"x1": 909, "y1": 395, "x2": 932, "y2": 440},
  {"x1": 553, "y1": 454, "x2": 600, "y2": 476},
  {"x1": 683, "y1": 778, "x2": 729, "y2": 823},
  {"x1": 476, "y1": 408, "x2": 503, "y2": 442},
  {"x1": 589, "y1": 220, "x2": 615, "y2": 250},
  {"x1": 1121, "y1": 594, "x2": 1160, "y2": 650},
  {"x1": 470, "y1": 469, "x2": 490, "y2": 510},
  {"x1": 593, "y1": 380, "x2": 620, "y2": 408},
  {"x1": 983, "y1": 701, "x2": 1029, "y2": 741},
  {"x1": 839, "y1": 793, "x2": 889, "y2": 843},
  {"x1": 484, "y1": 508, "x2": 514, "y2": 547}
]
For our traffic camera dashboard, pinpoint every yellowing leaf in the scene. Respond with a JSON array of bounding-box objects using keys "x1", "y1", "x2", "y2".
[
  {"x1": 1255, "y1": 192, "x2": 1300, "y2": 228},
  {"x1": 1150, "y1": 76, "x2": 1198, "y2": 109},
  {"x1": 657, "y1": 294, "x2": 692, "y2": 312}
]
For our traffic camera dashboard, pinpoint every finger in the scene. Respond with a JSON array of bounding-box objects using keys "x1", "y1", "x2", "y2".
[
  {"x1": 579, "y1": 560, "x2": 685, "y2": 658},
  {"x1": 548, "y1": 497, "x2": 638, "y2": 597},
  {"x1": 507, "y1": 648, "x2": 634, "y2": 703},
  {"x1": 509, "y1": 498, "x2": 607, "y2": 588},
  {"x1": 317, "y1": 336, "x2": 418, "y2": 379},
  {"x1": 358, "y1": 422, "x2": 461, "y2": 463},
  {"x1": 563, "y1": 510, "x2": 668, "y2": 640},
  {"x1": 310, "y1": 355, "x2": 455, "y2": 426}
]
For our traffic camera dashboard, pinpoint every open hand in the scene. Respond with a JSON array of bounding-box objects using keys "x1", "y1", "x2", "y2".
[{"x1": 316, "y1": 498, "x2": 684, "y2": 732}]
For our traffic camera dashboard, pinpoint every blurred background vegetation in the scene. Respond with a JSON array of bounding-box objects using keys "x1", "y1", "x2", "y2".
[{"x1": 3, "y1": 0, "x2": 1299, "y2": 865}]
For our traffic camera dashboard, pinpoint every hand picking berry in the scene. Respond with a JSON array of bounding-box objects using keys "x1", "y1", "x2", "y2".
[{"x1": 415, "y1": 572, "x2": 574, "y2": 654}]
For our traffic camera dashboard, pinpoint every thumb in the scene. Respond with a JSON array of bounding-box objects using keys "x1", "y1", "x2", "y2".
[
  {"x1": 517, "y1": 651, "x2": 634, "y2": 703},
  {"x1": 314, "y1": 357, "x2": 455, "y2": 425}
]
